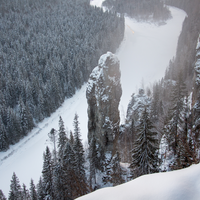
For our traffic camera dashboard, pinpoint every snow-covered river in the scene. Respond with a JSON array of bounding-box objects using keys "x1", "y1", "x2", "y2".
[{"x1": 0, "y1": 1, "x2": 186, "y2": 197}]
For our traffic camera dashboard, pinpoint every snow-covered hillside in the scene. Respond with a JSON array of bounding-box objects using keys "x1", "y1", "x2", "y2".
[
  {"x1": 76, "y1": 163, "x2": 200, "y2": 200},
  {"x1": 0, "y1": 2, "x2": 186, "y2": 197}
]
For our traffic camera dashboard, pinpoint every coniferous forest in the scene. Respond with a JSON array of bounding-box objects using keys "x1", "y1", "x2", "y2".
[
  {"x1": 0, "y1": 0, "x2": 200, "y2": 199},
  {"x1": 0, "y1": 0, "x2": 124, "y2": 151}
]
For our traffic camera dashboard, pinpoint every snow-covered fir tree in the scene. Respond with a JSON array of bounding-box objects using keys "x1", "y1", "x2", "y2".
[
  {"x1": 30, "y1": 179, "x2": 37, "y2": 200},
  {"x1": 21, "y1": 183, "x2": 30, "y2": 200},
  {"x1": 58, "y1": 116, "x2": 67, "y2": 161},
  {"x1": 130, "y1": 106, "x2": 159, "y2": 178},
  {"x1": 42, "y1": 146, "x2": 54, "y2": 200},
  {"x1": 110, "y1": 152, "x2": 124, "y2": 186},
  {"x1": 37, "y1": 177, "x2": 45, "y2": 200},
  {"x1": 0, "y1": 189, "x2": 6, "y2": 200},
  {"x1": 8, "y1": 172, "x2": 22, "y2": 200},
  {"x1": 53, "y1": 163, "x2": 66, "y2": 200},
  {"x1": 73, "y1": 114, "x2": 86, "y2": 180}
]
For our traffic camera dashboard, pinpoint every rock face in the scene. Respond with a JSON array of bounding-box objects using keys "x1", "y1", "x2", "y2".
[{"x1": 86, "y1": 52, "x2": 122, "y2": 152}]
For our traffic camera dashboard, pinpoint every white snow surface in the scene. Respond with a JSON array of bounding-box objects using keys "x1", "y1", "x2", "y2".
[
  {"x1": 76, "y1": 163, "x2": 200, "y2": 200},
  {"x1": 0, "y1": 2, "x2": 186, "y2": 197},
  {"x1": 117, "y1": 7, "x2": 187, "y2": 121},
  {"x1": 90, "y1": 0, "x2": 105, "y2": 7}
]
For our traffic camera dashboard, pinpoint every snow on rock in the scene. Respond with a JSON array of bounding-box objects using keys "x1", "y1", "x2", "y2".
[
  {"x1": 76, "y1": 163, "x2": 200, "y2": 200},
  {"x1": 86, "y1": 52, "x2": 122, "y2": 152},
  {"x1": 195, "y1": 34, "x2": 200, "y2": 85}
]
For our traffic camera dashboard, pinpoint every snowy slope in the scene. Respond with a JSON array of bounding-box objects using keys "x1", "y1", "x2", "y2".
[
  {"x1": 0, "y1": 86, "x2": 88, "y2": 197},
  {"x1": 117, "y1": 7, "x2": 187, "y2": 122},
  {"x1": 0, "y1": 2, "x2": 186, "y2": 197},
  {"x1": 76, "y1": 163, "x2": 200, "y2": 200}
]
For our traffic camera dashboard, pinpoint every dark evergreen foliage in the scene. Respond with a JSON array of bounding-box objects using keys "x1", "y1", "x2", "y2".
[
  {"x1": 8, "y1": 172, "x2": 22, "y2": 200},
  {"x1": 58, "y1": 116, "x2": 67, "y2": 161},
  {"x1": 53, "y1": 163, "x2": 66, "y2": 200},
  {"x1": 73, "y1": 114, "x2": 86, "y2": 180},
  {"x1": 42, "y1": 146, "x2": 54, "y2": 200},
  {"x1": 0, "y1": 0, "x2": 125, "y2": 151},
  {"x1": 0, "y1": 189, "x2": 7, "y2": 200},
  {"x1": 37, "y1": 177, "x2": 45, "y2": 200},
  {"x1": 130, "y1": 107, "x2": 159, "y2": 177},
  {"x1": 110, "y1": 152, "x2": 124, "y2": 186},
  {"x1": 30, "y1": 179, "x2": 37, "y2": 200},
  {"x1": 22, "y1": 183, "x2": 30, "y2": 200}
]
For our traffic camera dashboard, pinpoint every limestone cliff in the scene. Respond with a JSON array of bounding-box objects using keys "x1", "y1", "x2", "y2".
[{"x1": 86, "y1": 52, "x2": 122, "y2": 152}]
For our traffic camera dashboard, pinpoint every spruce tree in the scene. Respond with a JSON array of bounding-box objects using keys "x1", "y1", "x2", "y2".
[
  {"x1": 37, "y1": 177, "x2": 45, "y2": 200},
  {"x1": 53, "y1": 163, "x2": 66, "y2": 200},
  {"x1": 0, "y1": 189, "x2": 6, "y2": 200},
  {"x1": 30, "y1": 179, "x2": 37, "y2": 200},
  {"x1": 48, "y1": 128, "x2": 57, "y2": 164},
  {"x1": 130, "y1": 107, "x2": 159, "y2": 177},
  {"x1": 73, "y1": 113, "x2": 88, "y2": 196},
  {"x1": 69, "y1": 131, "x2": 74, "y2": 146},
  {"x1": 73, "y1": 114, "x2": 85, "y2": 179},
  {"x1": 167, "y1": 71, "x2": 187, "y2": 155},
  {"x1": 110, "y1": 152, "x2": 124, "y2": 186},
  {"x1": 8, "y1": 172, "x2": 22, "y2": 200},
  {"x1": 42, "y1": 146, "x2": 54, "y2": 200},
  {"x1": 0, "y1": 116, "x2": 9, "y2": 151},
  {"x1": 21, "y1": 183, "x2": 30, "y2": 200},
  {"x1": 62, "y1": 142, "x2": 76, "y2": 199},
  {"x1": 58, "y1": 116, "x2": 67, "y2": 161}
]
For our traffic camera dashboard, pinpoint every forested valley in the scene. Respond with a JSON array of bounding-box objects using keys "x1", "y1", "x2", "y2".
[
  {"x1": 119, "y1": 0, "x2": 200, "y2": 174},
  {"x1": 0, "y1": 0, "x2": 200, "y2": 199},
  {"x1": 0, "y1": 0, "x2": 124, "y2": 151}
]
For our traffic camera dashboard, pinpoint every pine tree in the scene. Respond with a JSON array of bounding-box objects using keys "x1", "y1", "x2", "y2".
[
  {"x1": 0, "y1": 189, "x2": 6, "y2": 200},
  {"x1": 73, "y1": 114, "x2": 85, "y2": 179},
  {"x1": 173, "y1": 96, "x2": 194, "y2": 169},
  {"x1": 37, "y1": 177, "x2": 45, "y2": 200},
  {"x1": 8, "y1": 172, "x2": 22, "y2": 200},
  {"x1": 21, "y1": 183, "x2": 30, "y2": 200},
  {"x1": 0, "y1": 116, "x2": 9, "y2": 151},
  {"x1": 110, "y1": 152, "x2": 124, "y2": 186},
  {"x1": 167, "y1": 71, "x2": 187, "y2": 155},
  {"x1": 53, "y1": 163, "x2": 66, "y2": 200},
  {"x1": 42, "y1": 146, "x2": 54, "y2": 200},
  {"x1": 130, "y1": 107, "x2": 159, "y2": 177},
  {"x1": 72, "y1": 113, "x2": 88, "y2": 196},
  {"x1": 62, "y1": 142, "x2": 76, "y2": 199},
  {"x1": 58, "y1": 116, "x2": 67, "y2": 161},
  {"x1": 30, "y1": 179, "x2": 37, "y2": 200},
  {"x1": 48, "y1": 128, "x2": 57, "y2": 164},
  {"x1": 19, "y1": 97, "x2": 29, "y2": 137},
  {"x1": 69, "y1": 131, "x2": 74, "y2": 146},
  {"x1": 21, "y1": 184, "x2": 31, "y2": 200}
]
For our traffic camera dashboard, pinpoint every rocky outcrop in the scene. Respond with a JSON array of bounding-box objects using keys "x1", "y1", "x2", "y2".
[{"x1": 86, "y1": 52, "x2": 122, "y2": 152}]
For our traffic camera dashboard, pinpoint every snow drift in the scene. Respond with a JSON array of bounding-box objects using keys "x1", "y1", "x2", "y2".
[{"x1": 76, "y1": 163, "x2": 200, "y2": 200}]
